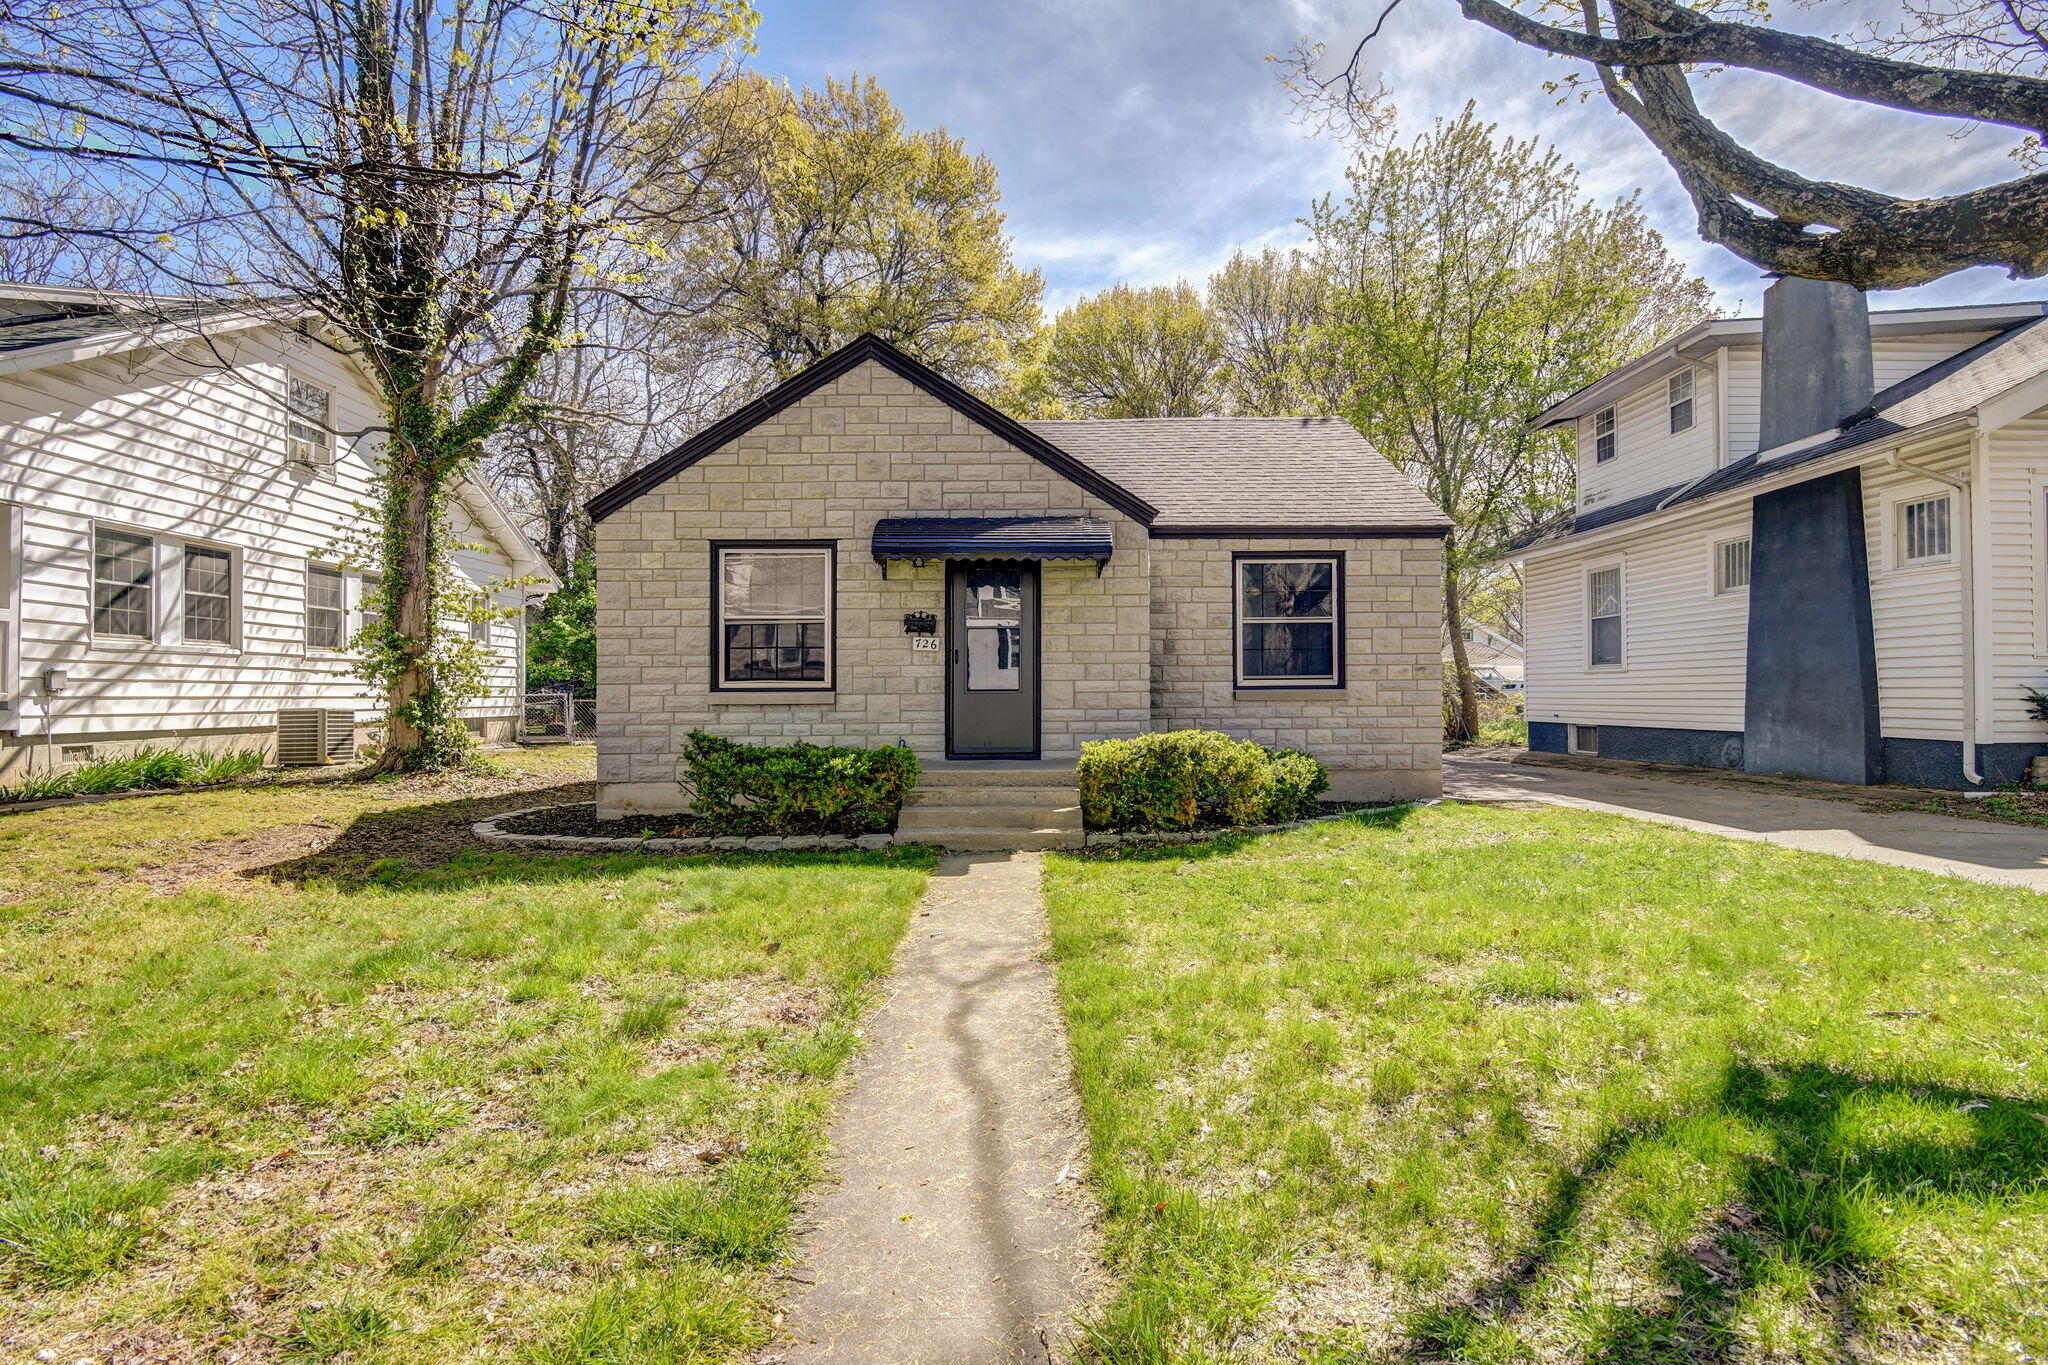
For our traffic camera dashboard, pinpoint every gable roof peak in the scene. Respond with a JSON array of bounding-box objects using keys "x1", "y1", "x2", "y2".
[{"x1": 584, "y1": 331, "x2": 1161, "y2": 523}]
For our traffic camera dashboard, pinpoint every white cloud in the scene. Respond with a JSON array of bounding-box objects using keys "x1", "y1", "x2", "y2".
[{"x1": 755, "y1": 0, "x2": 2044, "y2": 315}]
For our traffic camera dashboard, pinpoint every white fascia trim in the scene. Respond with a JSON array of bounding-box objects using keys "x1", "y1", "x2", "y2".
[
  {"x1": 1512, "y1": 413, "x2": 1976, "y2": 565},
  {"x1": 0, "y1": 307, "x2": 292, "y2": 380},
  {"x1": 456, "y1": 477, "x2": 557, "y2": 592},
  {"x1": 1976, "y1": 367, "x2": 2048, "y2": 434},
  {"x1": 1529, "y1": 301, "x2": 2048, "y2": 433}
]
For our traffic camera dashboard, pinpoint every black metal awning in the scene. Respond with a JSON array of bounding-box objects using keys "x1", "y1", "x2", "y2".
[{"x1": 870, "y1": 516, "x2": 1114, "y2": 568}]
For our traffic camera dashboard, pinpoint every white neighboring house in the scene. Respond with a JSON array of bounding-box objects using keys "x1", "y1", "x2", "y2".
[
  {"x1": 1509, "y1": 282, "x2": 2048, "y2": 790},
  {"x1": 1447, "y1": 621, "x2": 1524, "y2": 695},
  {"x1": 0, "y1": 284, "x2": 554, "y2": 781}
]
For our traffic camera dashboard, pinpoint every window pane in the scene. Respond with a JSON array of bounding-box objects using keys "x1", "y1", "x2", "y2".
[
  {"x1": 722, "y1": 550, "x2": 828, "y2": 618},
  {"x1": 724, "y1": 622, "x2": 826, "y2": 682},
  {"x1": 1589, "y1": 568, "x2": 1621, "y2": 618},
  {"x1": 307, "y1": 566, "x2": 346, "y2": 649},
  {"x1": 1903, "y1": 497, "x2": 1950, "y2": 561},
  {"x1": 93, "y1": 529, "x2": 153, "y2": 638},
  {"x1": 1240, "y1": 560, "x2": 1333, "y2": 619},
  {"x1": 359, "y1": 574, "x2": 383, "y2": 635},
  {"x1": 965, "y1": 566, "x2": 1021, "y2": 622},
  {"x1": 184, "y1": 546, "x2": 233, "y2": 644},
  {"x1": 1241, "y1": 621, "x2": 1335, "y2": 680},
  {"x1": 1590, "y1": 615, "x2": 1621, "y2": 666},
  {"x1": 288, "y1": 377, "x2": 331, "y2": 447},
  {"x1": 1716, "y1": 539, "x2": 1751, "y2": 594}
]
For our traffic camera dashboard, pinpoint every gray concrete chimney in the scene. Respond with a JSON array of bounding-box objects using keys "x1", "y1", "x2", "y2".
[{"x1": 1758, "y1": 277, "x2": 1874, "y2": 450}]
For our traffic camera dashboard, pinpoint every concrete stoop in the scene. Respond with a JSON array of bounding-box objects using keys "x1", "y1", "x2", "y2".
[{"x1": 895, "y1": 763, "x2": 1083, "y2": 852}]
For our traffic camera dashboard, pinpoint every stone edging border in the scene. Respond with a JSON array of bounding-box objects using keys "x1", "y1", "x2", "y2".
[{"x1": 471, "y1": 800, "x2": 1435, "y2": 855}]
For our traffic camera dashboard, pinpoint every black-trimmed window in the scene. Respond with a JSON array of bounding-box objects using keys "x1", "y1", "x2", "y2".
[
  {"x1": 1594, "y1": 406, "x2": 1617, "y2": 463},
  {"x1": 93, "y1": 528, "x2": 154, "y2": 639},
  {"x1": 716, "y1": 545, "x2": 832, "y2": 688},
  {"x1": 307, "y1": 564, "x2": 348, "y2": 650},
  {"x1": 1235, "y1": 555, "x2": 1340, "y2": 687}
]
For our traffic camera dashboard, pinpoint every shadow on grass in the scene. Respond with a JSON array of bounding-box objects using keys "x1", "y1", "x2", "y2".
[
  {"x1": 1410, "y1": 1061, "x2": 2048, "y2": 1362},
  {"x1": 1072, "y1": 804, "x2": 1426, "y2": 865}
]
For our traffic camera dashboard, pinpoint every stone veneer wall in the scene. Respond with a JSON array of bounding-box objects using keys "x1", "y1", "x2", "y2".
[
  {"x1": 1147, "y1": 537, "x2": 1446, "y2": 801},
  {"x1": 593, "y1": 359, "x2": 1153, "y2": 816}
]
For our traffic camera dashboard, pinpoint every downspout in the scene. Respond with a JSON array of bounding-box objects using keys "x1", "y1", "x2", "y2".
[{"x1": 1888, "y1": 434, "x2": 1986, "y2": 787}]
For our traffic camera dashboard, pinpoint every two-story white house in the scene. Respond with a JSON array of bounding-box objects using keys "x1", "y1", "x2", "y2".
[
  {"x1": 1511, "y1": 280, "x2": 2048, "y2": 789},
  {"x1": 0, "y1": 284, "x2": 553, "y2": 780}
]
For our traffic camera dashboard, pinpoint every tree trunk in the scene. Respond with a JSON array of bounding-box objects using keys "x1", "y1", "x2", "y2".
[
  {"x1": 1443, "y1": 567, "x2": 1482, "y2": 745},
  {"x1": 371, "y1": 463, "x2": 441, "y2": 769}
]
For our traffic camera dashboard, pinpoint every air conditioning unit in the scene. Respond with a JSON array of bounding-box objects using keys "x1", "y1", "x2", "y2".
[{"x1": 276, "y1": 708, "x2": 358, "y2": 765}]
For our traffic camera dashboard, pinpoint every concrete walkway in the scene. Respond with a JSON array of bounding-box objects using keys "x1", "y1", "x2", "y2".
[
  {"x1": 766, "y1": 852, "x2": 1099, "y2": 1364},
  {"x1": 1446, "y1": 752, "x2": 2048, "y2": 891}
]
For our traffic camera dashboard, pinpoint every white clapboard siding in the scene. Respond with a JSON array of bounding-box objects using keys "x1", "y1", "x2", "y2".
[
  {"x1": 1862, "y1": 442, "x2": 1969, "y2": 740},
  {"x1": 0, "y1": 322, "x2": 529, "y2": 740},
  {"x1": 1522, "y1": 501, "x2": 1753, "y2": 732},
  {"x1": 1721, "y1": 346, "x2": 1763, "y2": 463},
  {"x1": 1574, "y1": 359, "x2": 1721, "y2": 509},
  {"x1": 1986, "y1": 408, "x2": 2048, "y2": 740},
  {"x1": 1872, "y1": 333, "x2": 1995, "y2": 393}
]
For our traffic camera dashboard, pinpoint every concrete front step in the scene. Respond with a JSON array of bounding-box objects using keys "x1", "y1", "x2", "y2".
[
  {"x1": 898, "y1": 805, "x2": 1082, "y2": 834},
  {"x1": 900, "y1": 763, "x2": 1084, "y2": 849},
  {"x1": 915, "y1": 765, "x2": 1077, "y2": 788},
  {"x1": 903, "y1": 785, "x2": 1079, "y2": 809},
  {"x1": 895, "y1": 827, "x2": 1082, "y2": 852}
]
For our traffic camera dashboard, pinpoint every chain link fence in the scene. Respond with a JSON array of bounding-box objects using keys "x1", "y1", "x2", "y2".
[{"x1": 521, "y1": 693, "x2": 597, "y2": 743}]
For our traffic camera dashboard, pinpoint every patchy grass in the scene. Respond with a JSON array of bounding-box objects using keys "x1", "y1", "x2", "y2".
[
  {"x1": 1044, "y1": 802, "x2": 2048, "y2": 1363},
  {"x1": 1875, "y1": 784, "x2": 2048, "y2": 830},
  {"x1": 0, "y1": 747, "x2": 931, "y2": 1361}
]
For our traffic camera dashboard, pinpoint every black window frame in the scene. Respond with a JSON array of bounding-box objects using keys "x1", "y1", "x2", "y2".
[
  {"x1": 1231, "y1": 551, "x2": 1345, "y2": 691},
  {"x1": 710, "y1": 540, "x2": 837, "y2": 692}
]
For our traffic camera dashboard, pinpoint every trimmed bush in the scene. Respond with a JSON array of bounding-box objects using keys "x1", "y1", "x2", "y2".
[
  {"x1": 681, "y1": 731, "x2": 919, "y2": 837},
  {"x1": 1076, "y1": 730, "x2": 1330, "y2": 832}
]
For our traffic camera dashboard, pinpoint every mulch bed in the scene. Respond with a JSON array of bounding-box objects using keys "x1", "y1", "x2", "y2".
[{"x1": 497, "y1": 803, "x2": 718, "y2": 839}]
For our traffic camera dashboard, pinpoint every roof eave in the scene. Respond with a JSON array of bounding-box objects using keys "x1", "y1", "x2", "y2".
[
  {"x1": 0, "y1": 305, "x2": 295, "y2": 380},
  {"x1": 1507, "y1": 411, "x2": 1977, "y2": 562}
]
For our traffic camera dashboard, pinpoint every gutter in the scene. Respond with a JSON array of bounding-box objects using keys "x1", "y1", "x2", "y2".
[{"x1": 1886, "y1": 434, "x2": 1986, "y2": 787}]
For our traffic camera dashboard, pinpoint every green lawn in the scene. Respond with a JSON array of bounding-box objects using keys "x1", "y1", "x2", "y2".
[
  {"x1": 1045, "y1": 803, "x2": 2048, "y2": 1363},
  {"x1": 0, "y1": 750, "x2": 931, "y2": 1361}
]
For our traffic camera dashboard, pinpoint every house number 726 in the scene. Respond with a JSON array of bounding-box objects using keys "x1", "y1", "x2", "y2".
[{"x1": 910, "y1": 636, "x2": 942, "y2": 652}]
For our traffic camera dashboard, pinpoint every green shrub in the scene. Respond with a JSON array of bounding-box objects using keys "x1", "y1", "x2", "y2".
[
  {"x1": 0, "y1": 769, "x2": 78, "y2": 805},
  {"x1": 194, "y1": 748, "x2": 267, "y2": 784},
  {"x1": 681, "y1": 731, "x2": 919, "y2": 836},
  {"x1": 0, "y1": 744, "x2": 264, "y2": 806},
  {"x1": 1076, "y1": 730, "x2": 1330, "y2": 832}
]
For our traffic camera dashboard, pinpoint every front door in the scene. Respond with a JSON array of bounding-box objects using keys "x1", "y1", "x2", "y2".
[{"x1": 946, "y1": 561, "x2": 1038, "y2": 757}]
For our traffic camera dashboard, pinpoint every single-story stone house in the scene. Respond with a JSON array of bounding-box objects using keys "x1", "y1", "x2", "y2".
[{"x1": 587, "y1": 334, "x2": 1450, "y2": 819}]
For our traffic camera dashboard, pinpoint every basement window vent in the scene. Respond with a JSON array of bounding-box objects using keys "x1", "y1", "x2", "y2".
[
  {"x1": 276, "y1": 708, "x2": 358, "y2": 766},
  {"x1": 59, "y1": 744, "x2": 94, "y2": 763},
  {"x1": 1570, "y1": 725, "x2": 1599, "y2": 755}
]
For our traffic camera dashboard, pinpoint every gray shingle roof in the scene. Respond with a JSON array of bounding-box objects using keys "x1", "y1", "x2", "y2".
[
  {"x1": 1022, "y1": 416, "x2": 1451, "y2": 534},
  {"x1": 1508, "y1": 317, "x2": 2048, "y2": 553},
  {"x1": 0, "y1": 298, "x2": 237, "y2": 356}
]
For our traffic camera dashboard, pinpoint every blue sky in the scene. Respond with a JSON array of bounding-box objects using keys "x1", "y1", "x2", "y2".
[{"x1": 751, "y1": 0, "x2": 2043, "y2": 317}]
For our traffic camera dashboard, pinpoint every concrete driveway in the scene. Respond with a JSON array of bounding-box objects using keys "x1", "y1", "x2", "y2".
[{"x1": 1445, "y1": 752, "x2": 2048, "y2": 892}]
